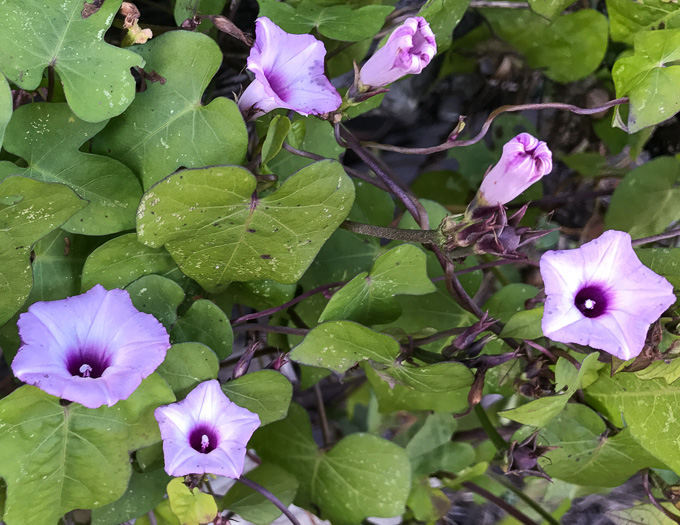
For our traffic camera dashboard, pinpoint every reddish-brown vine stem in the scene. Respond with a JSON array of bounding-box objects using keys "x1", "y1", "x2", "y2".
[{"x1": 360, "y1": 98, "x2": 630, "y2": 155}]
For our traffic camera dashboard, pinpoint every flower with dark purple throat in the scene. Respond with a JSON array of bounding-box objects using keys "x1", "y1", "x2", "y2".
[
  {"x1": 155, "y1": 380, "x2": 261, "y2": 477},
  {"x1": 540, "y1": 230, "x2": 676, "y2": 360},
  {"x1": 359, "y1": 17, "x2": 436, "y2": 88},
  {"x1": 474, "y1": 133, "x2": 553, "y2": 208},
  {"x1": 11, "y1": 284, "x2": 170, "y2": 409},
  {"x1": 238, "y1": 17, "x2": 341, "y2": 119}
]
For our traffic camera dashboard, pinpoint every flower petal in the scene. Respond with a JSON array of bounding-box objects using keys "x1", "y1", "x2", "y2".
[
  {"x1": 240, "y1": 17, "x2": 341, "y2": 117},
  {"x1": 155, "y1": 380, "x2": 261, "y2": 477},
  {"x1": 12, "y1": 284, "x2": 170, "y2": 408}
]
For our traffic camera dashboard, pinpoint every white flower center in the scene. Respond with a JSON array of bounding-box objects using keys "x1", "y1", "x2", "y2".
[
  {"x1": 584, "y1": 299, "x2": 596, "y2": 310},
  {"x1": 79, "y1": 364, "x2": 93, "y2": 378},
  {"x1": 201, "y1": 434, "x2": 210, "y2": 451}
]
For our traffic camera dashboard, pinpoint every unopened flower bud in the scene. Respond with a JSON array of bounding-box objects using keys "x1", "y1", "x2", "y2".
[
  {"x1": 475, "y1": 133, "x2": 552, "y2": 207},
  {"x1": 359, "y1": 17, "x2": 436, "y2": 88}
]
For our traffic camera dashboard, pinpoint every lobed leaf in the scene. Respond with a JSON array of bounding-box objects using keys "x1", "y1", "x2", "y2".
[
  {"x1": 0, "y1": 0, "x2": 142, "y2": 122},
  {"x1": 0, "y1": 103, "x2": 142, "y2": 235},
  {"x1": 93, "y1": 31, "x2": 248, "y2": 190}
]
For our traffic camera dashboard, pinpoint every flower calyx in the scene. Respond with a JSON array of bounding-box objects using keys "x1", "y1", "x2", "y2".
[
  {"x1": 439, "y1": 205, "x2": 552, "y2": 260},
  {"x1": 505, "y1": 431, "x2": 557, "y2": 481}
]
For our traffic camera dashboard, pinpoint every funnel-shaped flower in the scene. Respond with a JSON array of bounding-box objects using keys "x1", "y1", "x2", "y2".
[
  {"x1": 238, "y1": 17, "x2": 341, "y2": 118},
  {"x1": 540, "y1": 230, "x2": 676, "y2": 360},
  {"x1": 155, "y1": 380, "x2": 261, "y2": 477},
  {"x1": 11, "y1": 285, "x2": 170, "y2": 409},
  {"x1": 359, "y1": 17, "x2": 436, "y2": 88},
  {"x1": 476, "y1": 133, "x2": 553, "y2": 207}
]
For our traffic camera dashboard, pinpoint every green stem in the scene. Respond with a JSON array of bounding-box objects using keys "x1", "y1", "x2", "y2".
[
  {"x1": 488, "y1": 472, "x2": 562, "y2": 525},
  {"x1": 341, "y1": 220, "x2": 440, "y2": 244},
  {"x1": 474, "y1": 404, "x2": 508, "y2": 452}
]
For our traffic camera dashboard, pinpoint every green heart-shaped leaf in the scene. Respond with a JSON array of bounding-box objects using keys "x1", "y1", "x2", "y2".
[
  {"x1": 0, "y1": 376, "x2": 174, "y2": 524},
  {"x1": 137, "y1": 160, "x2": 355, "y2": 289}
]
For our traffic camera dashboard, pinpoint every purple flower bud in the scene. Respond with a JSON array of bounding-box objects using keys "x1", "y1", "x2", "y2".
[
  {"x1": 359, "y1": 17, "x2": 436, "y2": 88},
  {"x1": 540, "y1": 230, "x2": 676, "y2": 360},
  {"x1": 155, "y1": 380, "x2": 261, "y2": 478},
  {"x1": 477, "y1": 133, "x2": 553, "y2": 206},
  {"x1": 11, "y1": 285, "x2": 170, "y2": 409},
  {"x1": 238, "y1": 17, "x2": 342, "y2": 119}
]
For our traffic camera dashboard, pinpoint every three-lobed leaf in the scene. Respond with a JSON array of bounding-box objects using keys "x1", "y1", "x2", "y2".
[
  {"x1": 93, "y1": 31, "x2": 248, "y2": 189},
  {"x1": 0, "y1": 0, "x2": 142, "y2": 122},
  {"x1": 586, "y1": 370, "x2": 680, "y2": 474},
  {"x1": 0, "y1": 103, "x2": 142, "y2": 235},
  {"x1": 535, "y1": 404, "x2": 665, "y2": 487},
  {"x1": 137, "y1": 161, "x2": 355, "y2": 289}
]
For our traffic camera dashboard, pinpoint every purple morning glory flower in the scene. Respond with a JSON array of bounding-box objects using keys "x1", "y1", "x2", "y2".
[
  {"x1": 359, "y1": 17, "x2": 437, "y2": 88},
  {"x1": 11, "y1": 284, "x2": 170, "y2": 409},
  {"x1": 541, "y1": 230, "x2": 676, "y2": 360},
  {"x1": 477, "y1": 133, "x2": 553, "y2": 206},
  {"x1": 238, "y1": 17, "x2": 342, "y2": 119},
  {"x1": 155, "y1": 380, "x2": 261, "y2": 477}
]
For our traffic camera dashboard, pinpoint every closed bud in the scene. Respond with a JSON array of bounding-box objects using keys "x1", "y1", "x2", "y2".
[
  {"x1": 475, "y1": 133, "x2": 552, "y2": 207},
  {"x1": 359, "y1": 17, "x2": 436, "y2": 88}
]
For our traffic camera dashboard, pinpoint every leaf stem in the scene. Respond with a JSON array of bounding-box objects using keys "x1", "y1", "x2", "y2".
[
  {"x1": 281, "y1": 142, "x2": 389, "y2": 191},
  {"x1": 642, "y1": 469, "x2": 680, "y2": 524},
  {"x1": 232, "y1": 324, "x2": 309, "y2": 336},
  {"x1": 236, "y1": 476, "x2": 302, "y2": 525},
  {"x1": 46, "y1": 63, "x2": 55, "y2": 103},
  {"x1": 314, "y1": 383, "x2": 332, "y2": 447},
  {"x1": 231, "y1": 281, "x2": 345, "y2": 325},
  {"x1": 341, "y1": 219, "x2": 440, "y2": 244},
  {"x1": 474, "y1": 404, "x2": 508, "y2": 451},
  {"x1": 336, "y1": 124, "x2": 424, "y2": 224},
  {"x1": 461, "y1": 481, "x2": 539, "y2": 525},
  {"x1": 470, "y1": 0, "x2": 530, "y2": 6},
  {"x1": 487, "y1": 472, "x2": 562, "y2": 525},
  {"x1": 632, "y1": 227, "x2": 680, "y2": 247}
]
